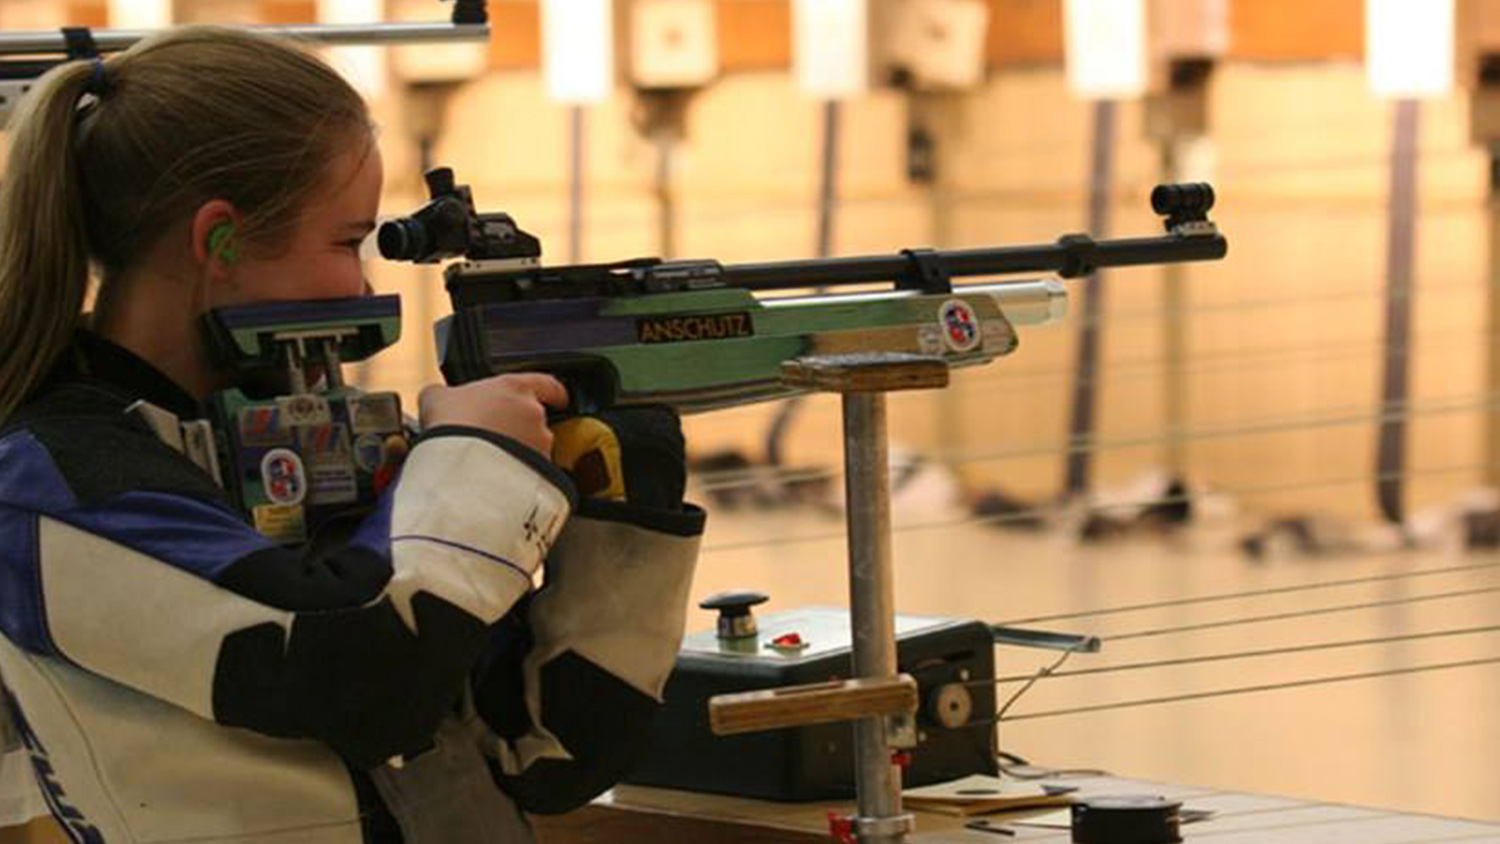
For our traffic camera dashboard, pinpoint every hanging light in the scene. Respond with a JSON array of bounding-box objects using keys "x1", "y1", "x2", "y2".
[
  {"x1": 792, "y1": 0, "x2": 870, "y2": 98},
  {"x1": 108, "y1": 0, "x2": 171, "y2": 28},
  {"x1": 1366, "y1": 0, "x2": 1455, "y2": 98},
  {"x1": 1062, "y1": 0, "x2": 1147, "y2": 100},
  {"x1": 541, "y1": 0, "x2": 614, "y2": 104}
]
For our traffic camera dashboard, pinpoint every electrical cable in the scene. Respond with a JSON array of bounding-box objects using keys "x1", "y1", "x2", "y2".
[
  {"x1": 996, "y1": 647, "x2": 1080, "y2": 721},
  {"x1": 991, "y1": 652, "x2": 1115, "y2": 780},
  {"x1": 997, "y1": 655, "x2": 1500, "y2": 723}
]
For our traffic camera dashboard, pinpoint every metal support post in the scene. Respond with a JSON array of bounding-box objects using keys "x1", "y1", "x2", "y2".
[
  {"x1": 842, "y1": 391, "x2": 913, "y2": 844},
  {"x1": 568, "y1": 105, "x2": 586, "y2": 264},
  {"x1": 1375, "y1": 99, "x2": 1419, "y2": 524},
  {"x1": 1486, "y1": 145, "x2": 1500, "y2": 489}
]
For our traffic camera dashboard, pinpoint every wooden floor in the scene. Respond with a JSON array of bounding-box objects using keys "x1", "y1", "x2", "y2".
[{"x1": 689, "y1": 504, "x2": 1500, "y2": 823}]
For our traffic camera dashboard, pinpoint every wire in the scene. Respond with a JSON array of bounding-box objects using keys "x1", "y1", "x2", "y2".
[
  {"x1": 1000, "y1": 561, "x2": 1500, "y2": 626},
  {"x1": 944, "y1": 391, "x2": 1500, "y2": 463},
  {"x1": 694, "y1": 390, "x2": 1500, "y2": 496},
  {"x1": 807, "y1": 339, "x2": 1500, "y2": 456},
  {"x1": 1064, "y1": 274, "x2": 1498, "y2": 329},
  {"x1": 997, "y1": 655, "x2": 1500, "y2": 723},
  {"x1": 951, "y1": 326, "x2": 1492, "y2": 395},
  {"x1": 996, "y1": 758, "x2": 1112, "y2": 781},
  {"x1": 984, "y1": 622, "x2": 1500, "y2": 685},
  {"x1": 699, "y1": 461, "x2": 1480, "y2": 553},
  {"x1": 687, "y1": 327, "x2": 1499, "y2": 461},
  {"x1": 996, "y1": 647, "x2": 1080, "y2": 721},
  {"x1": 991, "y1": 640, "x2": 1106, "y2": 771},
  {"x1": 475, "y1": 165, "x2": 1494, "y2": 235},
  {"x1": 1102, "y1": 586, "x2": 1500, "y2": 643}
]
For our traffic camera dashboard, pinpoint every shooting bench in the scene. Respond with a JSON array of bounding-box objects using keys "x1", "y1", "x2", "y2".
[{"x1": 533, "y1": 775, "x2": 1500, "y2": 844}]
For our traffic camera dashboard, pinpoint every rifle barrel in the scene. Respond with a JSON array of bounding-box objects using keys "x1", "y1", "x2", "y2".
[{"x1": 720, "y1": 233, "x2": 1227, "y2": 292}]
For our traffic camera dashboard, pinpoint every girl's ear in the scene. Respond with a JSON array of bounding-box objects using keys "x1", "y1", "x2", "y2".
[{"x1": 189, "y1": 199, "x2": 242, "y2": 279}]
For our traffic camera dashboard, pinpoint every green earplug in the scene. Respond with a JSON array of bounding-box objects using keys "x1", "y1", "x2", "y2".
[{"x1": 208, "y1": 222, "x2": 239, "y2": 265}]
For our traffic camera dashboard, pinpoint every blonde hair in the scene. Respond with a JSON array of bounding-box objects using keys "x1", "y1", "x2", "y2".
[{"x1": 0, "y1": 26, "x2": 370, "y2": 420}]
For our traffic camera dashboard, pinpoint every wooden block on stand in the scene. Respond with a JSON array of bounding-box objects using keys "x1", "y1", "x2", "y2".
[
  {"x1": 709, "y1": 675, "x2": 919, "y2": 736},
  {"x1": 780, "y1": 353, "x2": 949, "y2": 394}
]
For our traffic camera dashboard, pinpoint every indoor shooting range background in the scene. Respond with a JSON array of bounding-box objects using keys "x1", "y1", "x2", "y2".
[{"x1": 4, "y1": 0, "x2": 1500, "y2": 826}]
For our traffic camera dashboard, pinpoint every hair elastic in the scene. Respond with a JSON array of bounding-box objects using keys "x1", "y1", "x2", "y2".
[{"x1": 83, "y1": 58, "x2": 110, "y2": 99}]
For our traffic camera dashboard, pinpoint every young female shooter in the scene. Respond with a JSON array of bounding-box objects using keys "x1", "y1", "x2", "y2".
[{"x1": 0, "y1": 26, "x2": 703, "y2": 844}]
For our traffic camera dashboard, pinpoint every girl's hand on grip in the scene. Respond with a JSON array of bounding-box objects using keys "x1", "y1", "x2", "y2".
[{"x1": 418, "y1": 373, "x2": 568, "y2": 456}]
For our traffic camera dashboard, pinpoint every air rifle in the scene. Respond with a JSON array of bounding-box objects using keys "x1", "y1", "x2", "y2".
[
  {"x1": 378, "y1": 169, "x2": 1227, "y2": 414},
  {"x1": 191, "y1": 173, "x2": 1224, "y2": 542}
]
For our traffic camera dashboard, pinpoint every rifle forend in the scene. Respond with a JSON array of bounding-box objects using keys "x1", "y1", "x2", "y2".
[{"x1": 380, "y1": 169, "x2": 1227, "y2": 414}]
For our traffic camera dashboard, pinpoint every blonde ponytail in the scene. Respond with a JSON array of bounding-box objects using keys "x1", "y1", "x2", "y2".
[
  {"x1": 0, "y1": 26, "x2": 370, "y2": 422},
  {"x1": 0, "y1": 59, "x2": 99, "y2": 421}
]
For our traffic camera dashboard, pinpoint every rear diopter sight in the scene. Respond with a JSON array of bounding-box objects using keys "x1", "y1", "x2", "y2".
[{"x1": 1150, "y1": 182, "x2": 1216, "y2": 234}]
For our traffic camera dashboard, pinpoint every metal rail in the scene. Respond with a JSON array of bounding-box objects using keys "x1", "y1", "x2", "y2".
[{"x1": 0, "y1": 23, "x2": 488, "y2": 54}]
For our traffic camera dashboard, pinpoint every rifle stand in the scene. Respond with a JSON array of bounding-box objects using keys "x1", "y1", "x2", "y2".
[{"x1": 781, "y1": 352, "x2": 949, "y2": 844}]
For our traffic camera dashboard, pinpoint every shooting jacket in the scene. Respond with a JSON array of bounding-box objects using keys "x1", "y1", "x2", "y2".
[{"x1": 0, "y1": 332, "x2": 704, "y2": 844}]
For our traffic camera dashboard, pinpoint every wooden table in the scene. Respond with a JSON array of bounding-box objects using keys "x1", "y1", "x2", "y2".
[{"x1": 533, "y1": 774, "x2": 1500, "y2": 843}]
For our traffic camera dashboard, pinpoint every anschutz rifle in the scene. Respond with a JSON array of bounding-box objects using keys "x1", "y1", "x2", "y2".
[
  {"x1": 192, "y1": 173, "x2": 1224, "y2": 543},
  {"x1": 378, "y1": 168, "x2": 1227, "y2": 414}
]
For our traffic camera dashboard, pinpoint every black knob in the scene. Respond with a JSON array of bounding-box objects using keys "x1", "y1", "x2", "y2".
[
  {"x1": 700, "y1": 591, "x2": 769, "y2": 640},
  {"x1": 424, "y1": 167, "x2": 456, "y2": 198},
  {"x1": 700, "y1": 591, "x2": 769, "y2": 612},
  {"x1": 451, "y1": 0, "x2": 488, "y2": 24}
]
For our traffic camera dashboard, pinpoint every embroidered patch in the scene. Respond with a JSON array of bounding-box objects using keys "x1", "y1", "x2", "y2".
[{"x1": 260, "y1": 448, "x2": 307, "y2": 506}]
